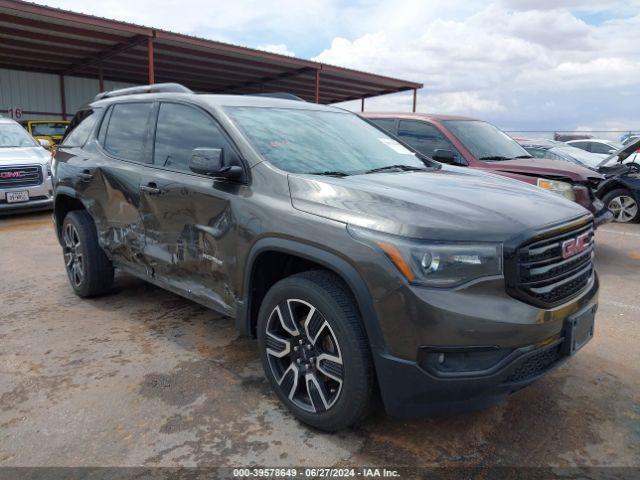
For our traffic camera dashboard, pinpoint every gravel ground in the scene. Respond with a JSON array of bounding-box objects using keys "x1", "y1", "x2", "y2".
[{"x1": 0, "y1": 212, "x2": 638, "y2": 471}]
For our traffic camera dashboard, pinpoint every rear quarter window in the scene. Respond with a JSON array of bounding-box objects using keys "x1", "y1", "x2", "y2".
[{"x1": 61, "y1": 110, "x2": 99, "y2": 147}]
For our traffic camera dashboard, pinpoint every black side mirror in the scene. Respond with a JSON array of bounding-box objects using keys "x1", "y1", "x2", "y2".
[
  {"x1": 189, "y1": 148, "x2": 242, "y2": 180},
  {"x1": 433, "y1": 149, "x2": 463, "y2": 165}
]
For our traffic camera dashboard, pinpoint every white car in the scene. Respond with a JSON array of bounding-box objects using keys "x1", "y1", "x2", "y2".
[
  {"x1": 567, "y1": 139, "x2": 624, "y2": 157},
  {"x1": 0, "y1": 117, "x2": 53, "y2": 214},
  {"x1": 568, "y1": 138, "x2": 638, "y2": 165}
]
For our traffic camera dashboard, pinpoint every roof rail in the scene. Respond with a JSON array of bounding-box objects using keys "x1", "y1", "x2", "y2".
[
  {"x1": 94, "y1": 83, "x2": 193, "y2": 101},
  {"x1": 248, "y1": 92, "x2": 306, "y2": 101}
]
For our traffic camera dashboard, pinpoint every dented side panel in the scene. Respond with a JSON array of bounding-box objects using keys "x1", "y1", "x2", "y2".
[{"x1": 139, "y1": 167, "x2": 248, "y2": 316}]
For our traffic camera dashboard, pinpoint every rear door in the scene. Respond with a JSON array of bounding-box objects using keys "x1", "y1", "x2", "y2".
[
  {"x1": 86, "y1": 101, "x2": 155, "y2": 270},
  {"x1": 139, "y1": 101, "x2": 248, "y2": 315}
]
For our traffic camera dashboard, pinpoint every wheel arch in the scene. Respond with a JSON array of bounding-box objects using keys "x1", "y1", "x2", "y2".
[
  {"x1": 238, "y1": 238, "x2": 386, "y2": 355},
  {"x1": 53, "y1": 189, "x2": 88, "y2": 244},
  {"x1": 597, "y1": 178, "x2": 636, "y2": 199}
]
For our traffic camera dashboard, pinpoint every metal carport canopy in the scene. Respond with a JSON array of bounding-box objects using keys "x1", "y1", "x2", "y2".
[{"x1": 0, "y1": 0, "x2": 423, "y2": 108}]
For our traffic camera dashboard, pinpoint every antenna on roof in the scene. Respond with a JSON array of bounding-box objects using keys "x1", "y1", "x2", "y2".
[{"x1": 95, "y1": 83, "x2": 193, "y2": 101}]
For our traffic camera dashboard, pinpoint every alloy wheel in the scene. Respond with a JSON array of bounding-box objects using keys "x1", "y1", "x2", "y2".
[
  {"x1": 265, "y1": 299, "x2": 343, "y2": 413},
  {"x1": 63, "y1": 223, "x2": 84, "y2": 287},
  {"x1": 608, "y1": 195, "x2": 638, "y2": 223}
]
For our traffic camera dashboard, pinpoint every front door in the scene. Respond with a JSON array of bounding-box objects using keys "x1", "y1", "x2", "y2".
[
  {"x1": 139, "y1": 101, "x2": 247, "y2": 315},
  {"x1": 396, "y1": 120, "x2": 464, "y2": 164}
]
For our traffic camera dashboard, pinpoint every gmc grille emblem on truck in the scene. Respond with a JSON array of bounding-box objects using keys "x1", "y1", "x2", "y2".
[
  {"x1": 0, "y1": 171, "x2": 26, "y2": 179},
  {"x1": 562, "y1": 232, "x2": 591, "y2": 259}
]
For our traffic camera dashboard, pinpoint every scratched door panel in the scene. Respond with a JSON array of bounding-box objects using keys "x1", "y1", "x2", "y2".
[{"x1": 139, "y1": 167, "x2": 246, "y2": 315}]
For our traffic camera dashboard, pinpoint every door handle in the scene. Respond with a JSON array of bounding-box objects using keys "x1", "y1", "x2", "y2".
[
  {"x1": 140, "y1": 182, "x2": 161, "y2": 195},
  {"x1": 79, "y1": 169, "x2": 93, "y2": 182}
]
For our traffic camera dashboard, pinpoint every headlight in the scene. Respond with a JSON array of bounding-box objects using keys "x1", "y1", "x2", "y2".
[
  {"x1": 536, "y1": 178, "x2": 575, "y2": 201},
  {"x1": 348, "y1": 226, "x2": 502, "y2": 287}
]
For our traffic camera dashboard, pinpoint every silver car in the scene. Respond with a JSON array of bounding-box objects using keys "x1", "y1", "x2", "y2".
[{"x1": 0, "y1": 117, "x2": 53, "y2": 214}]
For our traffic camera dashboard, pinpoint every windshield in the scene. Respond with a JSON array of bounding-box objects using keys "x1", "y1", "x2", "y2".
[
  {"x1": 224, "y1": 107, "x2": 429, "y2": 174},
  {"x1": 550, "y1": 146, "x2": 601, "y2": 169},
  {"x1": 443, "y1": 120, "x2": 530, "y2": 161},
  {"x1": 0, "y1": 123, "x2": 38, "y2": 148},
  {"x1": 30, "y1": 122, "x2": 68, "y2": 136}
]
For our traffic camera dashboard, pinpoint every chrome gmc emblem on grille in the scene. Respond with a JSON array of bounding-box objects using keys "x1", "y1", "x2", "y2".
[
  {"x1": 0, "y1": 171, "x2": 26, "y2": 179},
  {"x1": 562, "y1": 232, "x2": 591, "y2": 259}
]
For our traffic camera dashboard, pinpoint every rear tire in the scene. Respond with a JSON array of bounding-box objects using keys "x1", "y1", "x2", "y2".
[
  {"x1": 61, "y1": 210, "x2": 114, "y2": 297},
  {"x1": 257, "y1": 270, "x2": 374, "y2": 431},
  {"x1": 602, "y1": 188, "x2": 640, "y2": 223}
]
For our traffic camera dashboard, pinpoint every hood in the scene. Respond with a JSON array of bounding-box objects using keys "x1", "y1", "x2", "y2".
[
  {"x1": 289, "y1": 166, "x2": 589, "y2": 242},
  {"x1": 0, "y1": 146, "x2": 50, "y2": 165},
  {"x1": 486, "y1": 157, "x2": 603, "y2": 182},
  {"x1": 598, "y1": 137, "x2": 640, "y2": 168}
]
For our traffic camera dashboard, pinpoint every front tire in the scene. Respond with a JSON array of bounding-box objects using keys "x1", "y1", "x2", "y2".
[
  {"x1": 62, "y1": 210, "x2": 114, "y2": 297},
  {"x1": 602, "y1": 188, "x2": 640, "y2": 223},
  {"x1": 257, "y1": 270, "x2": 373, "y2": 431}
]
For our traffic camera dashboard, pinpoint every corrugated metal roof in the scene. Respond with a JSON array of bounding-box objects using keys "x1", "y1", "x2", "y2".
[{"x1": 0, "y1": 0, "x2": 422, "y2": 104}]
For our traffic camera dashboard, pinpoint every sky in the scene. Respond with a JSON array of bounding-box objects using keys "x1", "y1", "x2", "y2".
[{"x1": 35, "y1": 0, "x2": 640, "y2": 132}]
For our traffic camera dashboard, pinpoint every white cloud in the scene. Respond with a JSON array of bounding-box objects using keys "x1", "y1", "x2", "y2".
[
  {"x1": 256, "y1": 43, "x2": 295, "y2": 56},
  {"x1": 29, "y1": 0, "x2": 640, "y2": 130},
  {"x1": 316, "y1": 3, "x2": 640, "y2": 130}
]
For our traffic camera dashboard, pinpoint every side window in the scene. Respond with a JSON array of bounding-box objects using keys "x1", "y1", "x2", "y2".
[
  {"x1": 570, "y1": 141, "x2": 590, "y2": 152},
  {"x1": 397, "y1": 120, "x2": 461, "y2": 160},
  {"x1": 153, "y1": 103, "x2": 233, "y2": 172},
  {"x1": 102, "y1": 103, "x2": 154, "y2": 162},
  {"x1": 61, "y1": 109, "x2": 98, "y2": 147},
  {"x1": 591, "y1": 143, "x2": 613, "y2": 154},
  {"x1": 527, "y1": 147, "x2": 553, "y2": 159},
  {"x1": 369, "y1": 118, "x2": 396, "y2": 135}
]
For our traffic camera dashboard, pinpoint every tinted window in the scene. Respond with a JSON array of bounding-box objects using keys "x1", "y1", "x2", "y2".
[
  {"x1": 397, "y1": 120, "x2": 460, "y2": 160},
  {"x1": 569, "y1": 141, "x2": 590, "y2": 152},
  {"x1": 62, "y1": 110, "x2": 98, "y2": 147},
  {"x1": 370, "y1": 118, "x2": 396, "y2": 134},
  {"x1": 443, "y1": 120, "x2": 530, "y2": 161},
  {"x1": 590, "y1": 142, "x2": 614, "y2": 154},
  {"x1": 103, "y1": 103, "x2": 153, "y2": 162},
  {"x1": 154, "y1": 103, "x2": 232, "y2": 172},
  {"x1": 225, "y1": 107, "x2": 428, "y2": 174},
  {"x1": 30, "y1": 122, "x2": 68, "y2": 136}
]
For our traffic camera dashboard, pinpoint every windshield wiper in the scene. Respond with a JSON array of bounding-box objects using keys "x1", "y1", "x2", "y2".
[
  {"x1": 363, "y1": 164, "x2": 427, "y2": 174},
  {"x1": 513, "y1": 155, "x2": 534, "y2": 159},
  {"x1": 478, "y1": 156, "x2": 510, "y2": 161},
  {"x1": 308, "y1": 170, "x2": 351, "y2": 177}
]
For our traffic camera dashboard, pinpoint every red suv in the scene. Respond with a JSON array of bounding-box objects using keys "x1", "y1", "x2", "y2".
[{"x1": 361, "y1": 113, "x2": 611, "y2": 226}]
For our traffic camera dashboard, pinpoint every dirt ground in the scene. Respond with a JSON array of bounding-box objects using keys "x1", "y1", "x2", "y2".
[{"x1": 0, "y1": 212, "x2": 639, "y2": 470}]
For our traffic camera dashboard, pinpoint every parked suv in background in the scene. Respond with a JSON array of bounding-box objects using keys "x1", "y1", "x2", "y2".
[
  {"x1": 52, "y1": 84, "x2": 599, "y2": 431},
  {"x1": 0, "y1": 117, "x2": 53, "y2": 214},
  {"x1": 361, "y1": 113, "x2": 611, "y2": 226}
]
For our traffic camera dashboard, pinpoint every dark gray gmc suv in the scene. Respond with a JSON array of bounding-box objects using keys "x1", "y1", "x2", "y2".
[{"x1": 52, "y1": 84, "x2": 598, "y2": 431}]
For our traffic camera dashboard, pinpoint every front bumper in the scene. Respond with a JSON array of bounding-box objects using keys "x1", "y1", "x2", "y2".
[
  {"x1": 372, "y1": 273, "x2": 599, "y2": 417},
  {"x1": 0, "y1": 177, "x2": 53, "y2": 215}
]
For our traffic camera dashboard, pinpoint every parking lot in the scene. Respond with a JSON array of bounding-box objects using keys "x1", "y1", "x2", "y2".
[{"x1": 0, "y1": 212, "x2": 638, "y2": 469}]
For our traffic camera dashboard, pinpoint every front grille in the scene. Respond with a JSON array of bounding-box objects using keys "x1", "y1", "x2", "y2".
[
  {"x1": 0, "y1": 165, "x2": 43, "y2": 189},
  {"x1": 511, "y1": 221, "x2": 594, "y2": 307},
  {"x1": 504, "y1": 345, "x2": 562, "y2": 384}
]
